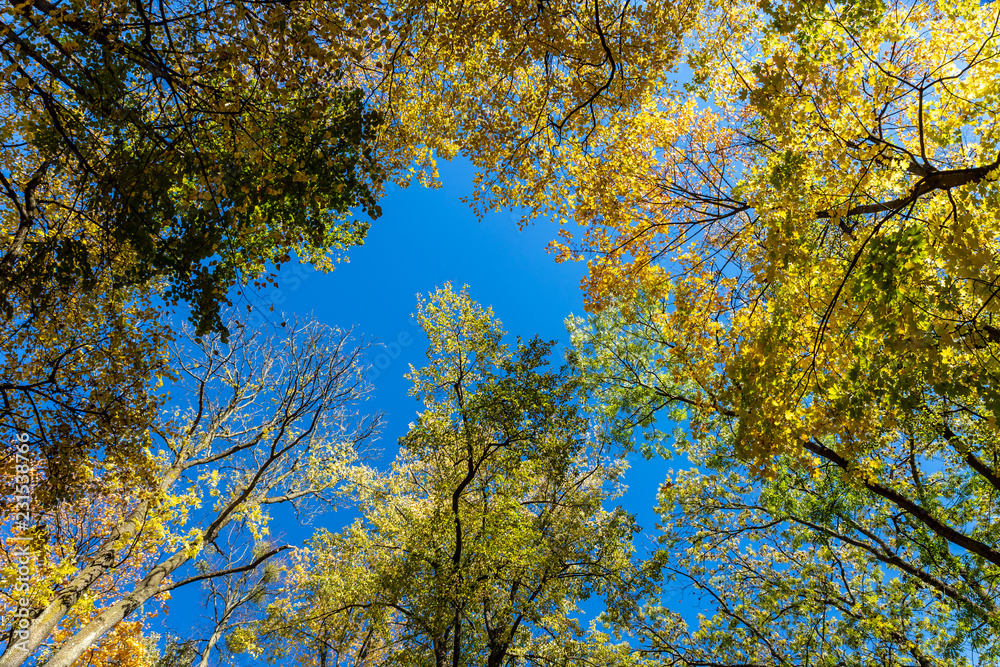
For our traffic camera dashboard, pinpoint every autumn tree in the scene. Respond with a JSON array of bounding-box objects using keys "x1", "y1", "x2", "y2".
[
  {"x1": 0, "y1": 458, "x2": 169, "y2": 667},
  {"x1": 635, "y1": 461, "x2": 998, "y2": 666},
  {"x1": 570, "y1": 304, "x2": 1000, "y2": 663},
  {"x1": 1, "y1": 0, "x2": 384, "y2": 336},
  {"x1": 1, "y1": 0, "x2": 700, "y2": 337},
  {"x1": 0, "y1": 1, "x2": 700, "y2": 661},
  {"x1": 0, "y1": 281, "x2": 175, "y2": 663},
  {"x1": 0, "y1": 314, "x2": 380, "y2": 667},
  {"x1": 554, "y1": 0, "x2": 1000, "y2": 473},
  {"x1": 1, "y1": 0, "x2": 700, "y2": 522},
  {"x1": 254, "y1": 284, "x2": 652, "y2": 667},
  {"x1": 555, "y1": 0, "x2": 1000, "y2": 661},
  {"x1": 0, "y1": 280, "x2": 173, "y2": 506}
]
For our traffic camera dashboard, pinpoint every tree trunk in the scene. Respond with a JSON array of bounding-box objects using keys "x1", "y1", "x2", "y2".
[
  {"x1": 0, "y1": 467, "x2": 183, "y2": 667},
  {"x1": 36, "y1": 548, "x2": 192, "y2": 667},
  {"x1": 196, "y1": 622, "x2": 227, "y2": 667}
]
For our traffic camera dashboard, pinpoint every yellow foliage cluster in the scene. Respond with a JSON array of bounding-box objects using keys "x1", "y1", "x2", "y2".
[{"x1": 553, "y1": 0, "x2": 1000, "y2": 470}]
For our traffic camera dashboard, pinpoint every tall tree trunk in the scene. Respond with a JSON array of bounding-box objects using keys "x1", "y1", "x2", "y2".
[
  {"x1": 35, "y1": 548, "x2": 192, "y2": 667},
  {"x1": 0, "y1": 467, "x2": 183, "y2": 667}
]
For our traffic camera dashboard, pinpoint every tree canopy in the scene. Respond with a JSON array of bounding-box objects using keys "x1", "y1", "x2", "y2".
[
  {"x1": 6, "y1": 0, "x2": 1000, "y2": 664},
  {"x1": 255, "y1": 284, "x2": 650, "y2": 667},
  {"x1": 1, "y1": 315, "x2": 379, "y2": 667},
  {"x1": 558, "y1": 0, "x2": 1000, "y2": 663},
  {"x1": 554, "y1": 0, "x2": 1000, "y2": 473},
  {"x1": 1, "y1": 0, "x2": 692, "y2": 336},
  {"x1": 1, "y1": 0, "x2": 383, "y2": 337}
]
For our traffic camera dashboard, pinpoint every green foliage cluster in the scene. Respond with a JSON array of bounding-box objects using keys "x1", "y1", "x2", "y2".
[
  {"x1": 2, "y1": 0, "x2": 383, "y2": 337},
  {"x1": 255, "y1": 285, "x2": 651, "y2": 667}
]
